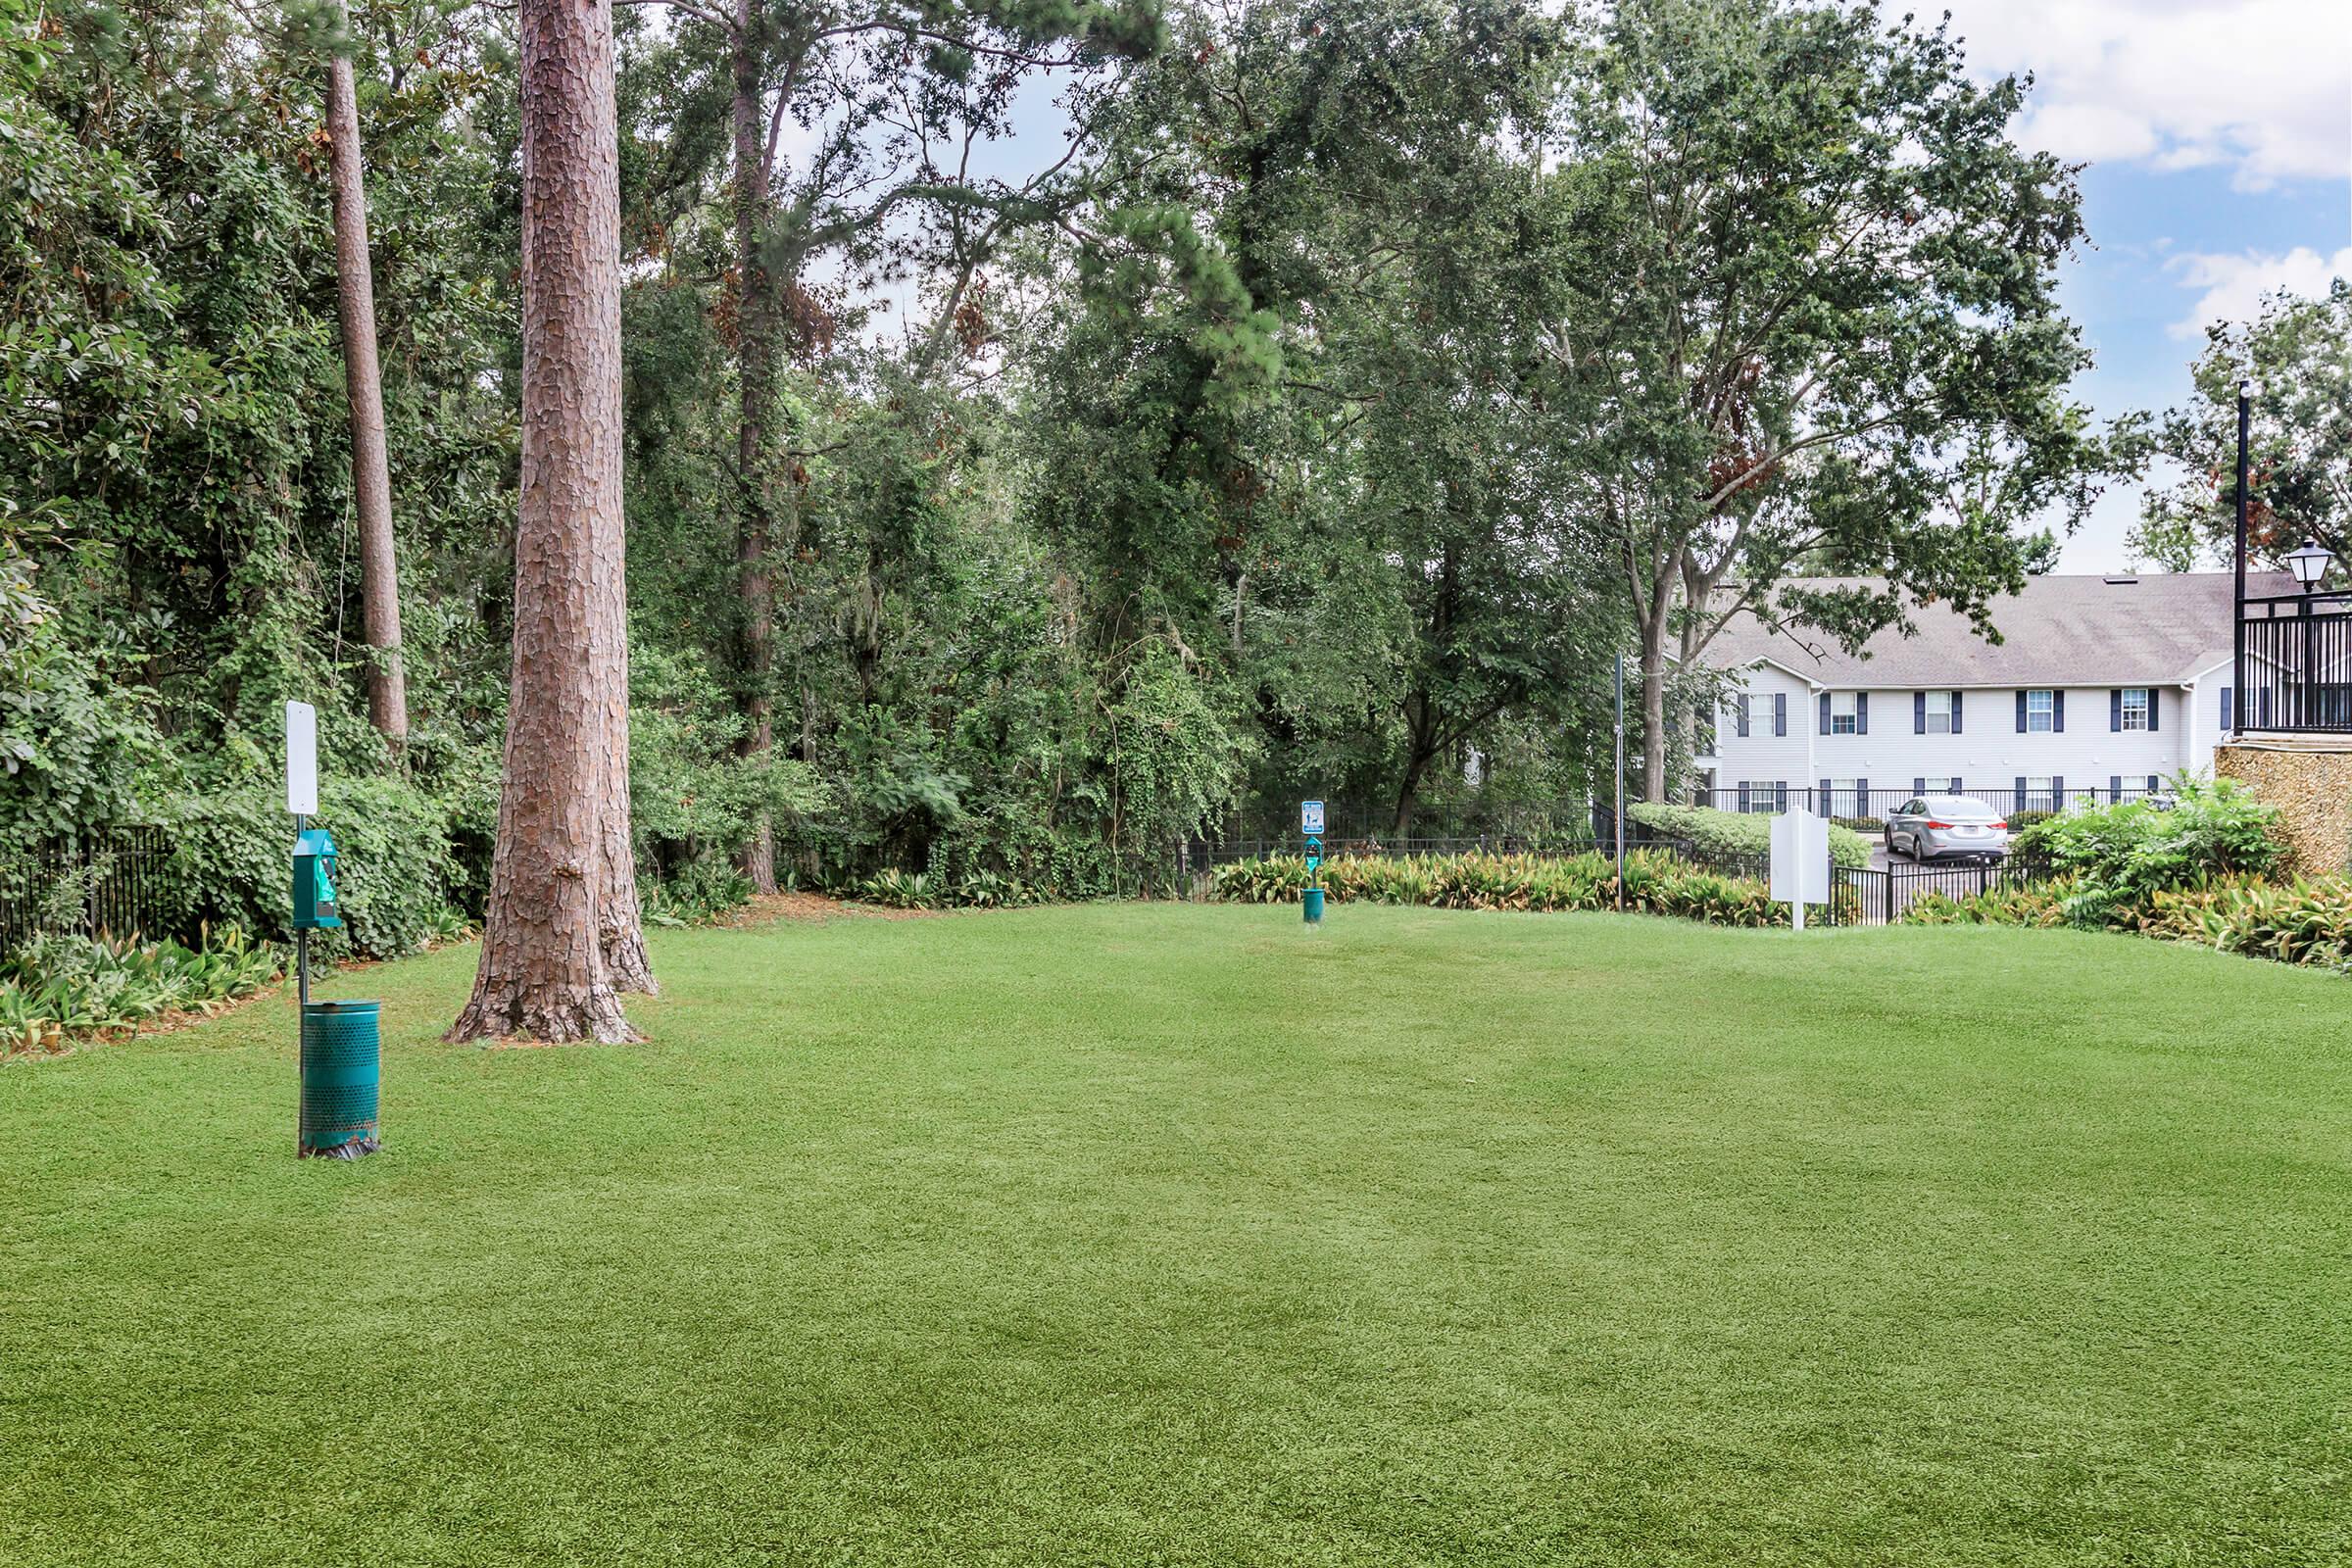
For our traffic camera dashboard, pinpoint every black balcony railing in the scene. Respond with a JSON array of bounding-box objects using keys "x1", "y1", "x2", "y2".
[{"x1": 2237, "y1": 587, "x2": 2352, "y2": 734}]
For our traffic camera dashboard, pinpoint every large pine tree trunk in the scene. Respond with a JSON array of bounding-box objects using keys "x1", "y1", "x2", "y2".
[
  {"x1": 322, "y1": 20, "x2": 408, "y2": 750},
  {"x1": 450, "y1": 0, "x2": 644, "y2": 1043},
  {"x1": 730, "y1": 6, "x2": 778, "y2": 894}
]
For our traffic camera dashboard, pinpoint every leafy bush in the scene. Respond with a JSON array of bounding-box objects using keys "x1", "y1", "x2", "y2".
[
  {"x1": 1898, "y1": 877, "x2": 2077, "y2": 929},
  {"x1": 0, "y1": 925, "x2": 281, "y2": 1058},
  {"x1": 1627, "y1": 803, "x2": 1871, "y2": 870},
  {"x1": 2133, "y1": 875, "x2": 2352, "y2": 969},
  {"x1": 1210, "y1": 850, "x2": 1854, "y2": 927},
  {"x1": 2015, "y1": 776, "x2": 2282, "y2": 922},
  {"x1": 2004, "y1": 809, "x2": 2055, "y2": 835},
  {"x1": 1903, "y1": 864, "x2": 2352, "y2": 976},
  {"x1": 160, "y1": 774, "x2": 474, "y2": 960}
]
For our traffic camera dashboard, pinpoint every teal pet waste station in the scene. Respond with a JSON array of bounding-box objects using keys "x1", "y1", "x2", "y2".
[
  {"x1": 1300, "y1": 799, "x2": 1326, "y2": 926},
  {"x1": 301, "y1": 1000, "x2": 380, "y2": 1157},
  {"x1": 291, "y1": 820, "x2": 380, "y2": 1159}
]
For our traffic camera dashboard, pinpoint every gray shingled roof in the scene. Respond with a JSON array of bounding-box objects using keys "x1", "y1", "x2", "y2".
[{"x1": 1699, "y1": 571, "x2": 2292, "y2": 689}]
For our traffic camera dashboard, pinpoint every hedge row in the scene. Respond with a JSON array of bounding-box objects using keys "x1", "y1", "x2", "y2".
[
  {"x1": 1210, "y1": 850, "x2": 1854, "y2": 927},
  {"x1": 1625, "y1": 803, "x2": 1872, "y2": 870},
  {"x1": 1902, "y1": 871, "x2": 2352, "y2": 973}
]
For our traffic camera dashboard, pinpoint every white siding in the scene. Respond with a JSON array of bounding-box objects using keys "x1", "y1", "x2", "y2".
[
  {"x1": 1700, "y1": 668, "x2": 2226, "y2": 804},
  {"x1": 1694, "y1": 663, "x2": 1814, "y2": 797}
]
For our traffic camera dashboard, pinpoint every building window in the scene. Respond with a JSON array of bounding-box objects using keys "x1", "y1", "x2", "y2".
[
  {"x1": 1921, "y1": 776, "x2": 1957, "y2": 793},
  {"x1": 1831, "y1": 779, "x2": 1861, "y2": 816},
  {"x1": 1739, "y1": 782, "x2": 1783, "y2": 814},
  {"x1": 2120, "y1": 687, "x2": 2150, "y2": 730},
  {"x1": 2026, "y1": 689, "x2": 2055, "y2": 732},
  {"x1": 1830, "y1": 693, "x2": 1859, "y2": 734},
  {"x1": 1924, "y1": 690, "x2": 1955, "y2": 734},
  {"x1": 2027, "y1": 776, "x2": 2056, "y2": 810}
]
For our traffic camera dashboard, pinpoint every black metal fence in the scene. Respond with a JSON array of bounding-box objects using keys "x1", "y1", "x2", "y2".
[
  {"x1": 2238, "y1": 588, "x2": 2352, "y2": 733},
  {"x1": 1840, "y1": 856, "x2": 2054, "y2": 926},
  {"x1": 0, "y1": 827, "x2": 180, "y2": 955}
]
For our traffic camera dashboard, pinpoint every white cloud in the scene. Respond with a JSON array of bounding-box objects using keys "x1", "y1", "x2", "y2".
[
  {"x1": 2166, "y1": 244, "x2": 2352, "y2": 335},
  {"x1": 1916, "y1": 0, "x2": 2352, "y2": 186}
]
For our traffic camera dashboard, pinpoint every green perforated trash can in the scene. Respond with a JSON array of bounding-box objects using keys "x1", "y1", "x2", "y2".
[
  {"x1": 1301, "y1": 887, "x2": 1326, "y2": 924},
  {"x1": 300, "y1": 1000, "x2": 381, "y2": 1158}
]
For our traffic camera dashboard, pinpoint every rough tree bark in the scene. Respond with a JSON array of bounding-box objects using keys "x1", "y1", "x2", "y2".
[
  {"x1": 450, "y1": 0, "x2": 646, "y2": 1043},
  {"x1": 322, "y1": 15, "x2": 408, "y2": 750},
  {"x1": 729, "y1": 1, "x2": 779, "y2": 893}
]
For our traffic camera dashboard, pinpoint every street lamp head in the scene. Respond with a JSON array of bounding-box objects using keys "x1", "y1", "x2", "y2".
[{"x1": 2285, "y1": 540, "x2": 2332, "y2": 591}]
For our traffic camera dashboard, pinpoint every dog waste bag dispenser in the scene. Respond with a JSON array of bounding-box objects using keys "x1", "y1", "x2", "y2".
[{"x1": 293, "y1": 826, "x2": 342, "y2": 930}]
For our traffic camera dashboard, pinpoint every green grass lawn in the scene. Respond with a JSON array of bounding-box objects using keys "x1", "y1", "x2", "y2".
[{"x1": 4, "y1": 905, "x2": 2348, "y2": 1567}]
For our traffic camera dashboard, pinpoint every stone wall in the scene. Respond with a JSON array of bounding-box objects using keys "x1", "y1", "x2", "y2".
[{"x1": 2216, "y1": 741, "x2": 2352, "y2": 876}]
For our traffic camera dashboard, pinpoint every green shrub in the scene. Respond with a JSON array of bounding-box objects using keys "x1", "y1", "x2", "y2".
[
  {"x1": 2004, "y1": 809, "x2": 2055, "y2": 835},
  {"x1": 2133, "y1": 874, "x2": 2352, "y2": 968},
  {"x1": 1209, "y1": 850, "x2": 1854, "y2": 928},
  {"x1": 1628, "y1": 803, "x2": 1871, "y2": 870},
  {"x1": 2015, "y1": 775, "x2": 2282, "y2": 920},
  {"x1": 1898, "y1": 877, "x2": 2077, "y2": 929},
  {"x1": 160, "y1": 774, "x2": 470, "y2": 960},
  {"x1": 0, "y1": 925, "x2": 281, "y2": 1058}
]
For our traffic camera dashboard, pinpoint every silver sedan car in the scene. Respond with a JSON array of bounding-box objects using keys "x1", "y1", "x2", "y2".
[{"x1": 1885, "y1": 795, "x2": 2010, "y2": 860}]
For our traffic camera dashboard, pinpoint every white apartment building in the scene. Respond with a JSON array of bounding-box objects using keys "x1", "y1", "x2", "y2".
[{"x1": 1691, "y1": 571, "x2": 2288, "y2": 815}]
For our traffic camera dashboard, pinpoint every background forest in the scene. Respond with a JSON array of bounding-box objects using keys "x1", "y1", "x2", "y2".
[{"x1": 4, "y1": 0, "x2": 2336, "y2": 954}]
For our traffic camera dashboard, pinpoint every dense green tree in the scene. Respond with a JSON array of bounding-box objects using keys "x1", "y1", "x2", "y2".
[
  {"x1": 2130, "y1": 280, "x2": 2350, "y2": 575},
  {"x1": 1539, "y1": 0, "x2": 2122, "y2": 799}
]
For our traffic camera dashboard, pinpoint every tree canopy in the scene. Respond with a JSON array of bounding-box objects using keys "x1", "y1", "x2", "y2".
[{"x1": 2, "y1": 0, "x2": 2301, "y2": 931}]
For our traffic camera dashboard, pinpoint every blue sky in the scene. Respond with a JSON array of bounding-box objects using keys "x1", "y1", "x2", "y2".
[{"x1": 1956, "y1": 0, "x2": 2352, "y2": 569}]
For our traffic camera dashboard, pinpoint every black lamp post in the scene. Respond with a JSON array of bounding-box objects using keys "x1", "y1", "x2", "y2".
[
  {"x1": 2232, "y1": 379, "x2": 2249, "y2": 733},
  {"x1": 2287, "y1": 540, "x2": 2332, "y2": 728}
]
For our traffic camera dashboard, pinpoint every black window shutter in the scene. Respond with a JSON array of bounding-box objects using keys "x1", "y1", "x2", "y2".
[
  {"x1": 1818, "y1": 778, "x2": 1831, "y2": 816},
  {"x1": 2016, "y1": 691, "x2": 2028, "y2": 732},
  {"x1": 2052, "y1": 774, "x2": 2064, "y2": 805},
  {"x1": 1914, "y1": 776, "x2": 1926, "y2": 795},
  {"x1": 1951, "y1": 691, "x2": 1964, "y2": 734},
  {"x1": 1856, "y1": 692, "x2": 1869, "y2": 734},
  {"x1": 2014, "y1": 776, "x2": 2027, "y2": 810},
  {"x1": 1819, "y1": 693, "x2": 1831, "y2": 735},
  {"x1": 2148, "y1": 773, "x2": 2160, "y2": 792},
  {"x1": 1775, "y1": 781, "x2": 1788, "y2": 812},
  {"x1": 1857, "y1": 777, "x2": 1870, "y2": 811},
  {"x1": 2110, "y1": 689, "x2": 2122, "y2": 731},
  {"x1": 1774, "y1": 693, "x2": 1787, "y2": 736},
  {"x1": 1915, "y1": 691, "x2": 1927, "y2": 734},
  {"x1": 2148, "y1": 689, "x2": 2159, "y2": 731},
  {"x1": 2053, "y1": 690, "x2": 2066, "y2": 732},
  {"x1": 1737, "y1": 696, "x2": 1750, "y2": 738},
  {"x1": 2109, "y1": 775, "x2": 2122, "y2": 800},
  {"x1": 1738, "y1": 781, "x2": 1750, "y2": 812},
  {"x1": 2221, "y1": 687, "x2": 2233, "y2": 729}
]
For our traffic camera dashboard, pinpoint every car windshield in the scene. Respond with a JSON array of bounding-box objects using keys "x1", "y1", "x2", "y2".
[{"x1": 1922, "y1": 797, "x2": 1998, "y2": 819}]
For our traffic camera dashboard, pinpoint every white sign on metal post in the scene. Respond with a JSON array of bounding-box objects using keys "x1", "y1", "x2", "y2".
[
  {"x1": 285, "y1": 701, "x2": 318, "y2": 816},
  {"x1": 1769, "y1": 809, "x2": 1829, "y2": 930},
  {"x1": 1300, "y1": 800, "x2": 1326, "y2": 836}
]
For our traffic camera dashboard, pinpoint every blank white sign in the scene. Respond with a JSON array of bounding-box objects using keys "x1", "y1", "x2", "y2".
[
  {"x1": 1769, "y1": 809, "x2": 1829, "y2": 905},
  {"x1": 285, "y1": 701, "x2": 318, "y2": 815}
]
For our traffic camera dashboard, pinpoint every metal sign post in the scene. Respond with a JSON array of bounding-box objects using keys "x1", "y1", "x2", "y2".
[
  {"x1": 1612, "y1": 655, "x2": 1626, "y2": 911},
  {"x1": 286, "y1": 703, "x2": 317, "y2": 1148},
  {"x1": 1300, "y1": 800, "x2": 1326, "y2": 925}
]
